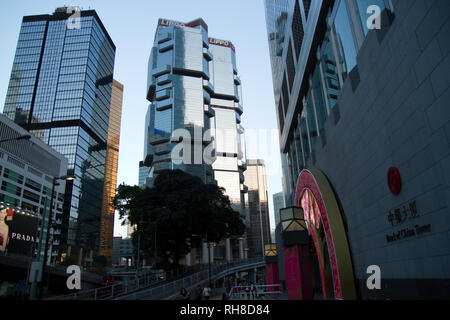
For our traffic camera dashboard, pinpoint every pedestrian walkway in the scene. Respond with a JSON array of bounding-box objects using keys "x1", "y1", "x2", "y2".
[{"x1": 210, "y1": 287, "x2": 286, "y2": 300}]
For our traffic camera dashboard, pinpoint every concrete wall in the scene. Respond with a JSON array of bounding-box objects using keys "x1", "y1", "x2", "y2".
[{"x1": 306, "y1": 0, "x2": 450, "y2": 299}]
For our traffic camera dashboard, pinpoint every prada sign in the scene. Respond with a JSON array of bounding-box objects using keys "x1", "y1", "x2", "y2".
[{"x1": 0, "y1": 208, "x2": 39, "y2": 256}]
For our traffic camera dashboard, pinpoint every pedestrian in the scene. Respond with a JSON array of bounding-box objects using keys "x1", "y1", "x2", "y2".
[
  {"x1": 194, "y1": 285, "x2": 202, "y2": 300},
  {"x1": 251, "y1": 283, "x2": 257, "y2": 300},
  {"x1": 245, "y1": 283, "x2": 251, "y2": 300},
  {"x1": 203, "y1": 285, "x2": 211, "y2": 300},
  {"x1": 177, "y1": 288, "x2": 190, "y2": 300}
]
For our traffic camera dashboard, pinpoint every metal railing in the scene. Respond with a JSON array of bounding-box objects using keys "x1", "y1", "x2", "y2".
[
  {"x1": 115, "y1": 257, "x2": 265, "y2": 300},
  {"x1": 228, "y1": 284, "x2": 281, "y2": 300},
  {"x1": 47, "y1": 263, "x2": 208, "y2": 300},
  {"x1": 47, "y1": 258, "x2": 264, "y2": 300}
]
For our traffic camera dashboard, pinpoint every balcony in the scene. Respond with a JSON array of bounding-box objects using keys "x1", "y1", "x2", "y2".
[
  {"x1": 203, "y1": 90, "x2": 211, "y2": 104},
  {"x1": 155, "y1": 89, "x2": 171, "y2": 101},
  {"x1": 158, "y1": 31, "x2": 172, "y2": 44},
  {"x1": 159, "y1": 39, "x2": 174, "y2": 53},
  {"x1": 156, "y1": 98, "x2": 173, "y2": 111},
  {"x1": 203, "y1": 79, "x2": 214, "y2": 94},
  {"x1": 238, "y1": 159, "x2": 247, "y2": 171},
  {"x1": 154, "y1": 162, "x2": 171, "y2": 173},
  {"x1": 157, "y1": 73, "x2": 172, "y2": 86},
  {"x1": 154, "y1": 143, "x2": 171, "y2": 155},
  {"x1": 153, "y1": 153, "x2": 171, "y2": 164},
  {"x1": 150, "y1": 134, "x2": 170, "y2": 146},
  {"x1": 152, "y1": 65, "x2": 171, "y2": 78},
  {"x1": 235, "y1": 113, "x2": 241, "y2": 124},
  {"x1": 234, "y1": 102, "x2": 243, "y2": 115},
  {"x1": 204, "y1": 104, "x2": 215, "y2": 118},
  {"x1": 234, "y1": 74, "x2": 241, "y2": 85},
  {"x1": 203, "y1": 47, "x2": 213, "y2": 61}
]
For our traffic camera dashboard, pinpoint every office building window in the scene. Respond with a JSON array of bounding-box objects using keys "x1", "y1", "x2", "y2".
[
  {"x1": 282, "y1": 75, "x2": 289, "y2": 116},
  {"x1": 292, "y1": 0, "x2": 304, "y2": 60},
  {"x1": 286, "y1": 42, "x2": 296, "y2": 90},
  {"x1": 332, "y1": 0, "x2": 357, "y2": 79},
  {"x1": 305, "y1": 92, "x2": 318, "y2": 148}
]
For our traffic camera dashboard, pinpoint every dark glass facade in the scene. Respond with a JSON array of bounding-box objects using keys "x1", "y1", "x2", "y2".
[{"x1": 3, "y1": 9, "x2": 116, "y2": 261}]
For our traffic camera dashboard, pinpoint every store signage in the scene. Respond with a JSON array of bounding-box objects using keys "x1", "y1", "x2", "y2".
[
  {"x1": 387, "y1": 200, "x2": 419, "y2": 226},
  {"x1": 158, "y1": 18, "x2": 186, "y2": 28},
  {"x1": 386, "y1": 224, "x2": 432, "y2": 243},
  {"x1": 385, "y1": 200, "x2": 432, "y2": 243},
  {"x1": 158, "y1": 19, "x2": 208, "y2": 31},
  {"x1": 208, "y1": 37, "x2": 235, "y2": 52},
  {"x1": 0, "y1": 208, "x2": 39, "y2": 255}
]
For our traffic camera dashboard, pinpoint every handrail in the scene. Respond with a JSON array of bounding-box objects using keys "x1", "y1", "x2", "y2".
[
  {"x1": 48, "y1": 258, "x2": 263, "y2": 300},
  {"x1": 47, "y1": 263, "x2": 211, "y2": 300},
  {"x1": 229, "y1": 284, "x2": 281, "y2": 300},
  {"x1": 114, "y1": 257, "x2": 265, "y2": 300}
]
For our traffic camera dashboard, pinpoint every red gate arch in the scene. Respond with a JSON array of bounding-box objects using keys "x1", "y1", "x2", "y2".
[{"x1": 294, "y1": 169, "x2": 357, "y2": 300}]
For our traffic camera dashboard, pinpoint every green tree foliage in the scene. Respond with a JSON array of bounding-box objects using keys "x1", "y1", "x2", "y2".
[{"x1": 114, "y1": 170, "x2": 245, "y2": 269}]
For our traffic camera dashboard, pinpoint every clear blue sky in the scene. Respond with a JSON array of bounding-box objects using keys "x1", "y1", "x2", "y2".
[{"x1": 0, "y1": 0, "x2": 283, "y2": 238}]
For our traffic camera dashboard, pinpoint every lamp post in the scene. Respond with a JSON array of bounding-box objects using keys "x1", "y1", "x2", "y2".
[
  {"x1": 0, "y1": 134, "x2": 31, "y2": 144},
  {"x1": 38, "y1": 175, "x2": 75, "y2": 300}
]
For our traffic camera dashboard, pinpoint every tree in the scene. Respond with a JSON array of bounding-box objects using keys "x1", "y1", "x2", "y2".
[{"x1": 114, "y1": 170, "x2": 245, "y2": 269}]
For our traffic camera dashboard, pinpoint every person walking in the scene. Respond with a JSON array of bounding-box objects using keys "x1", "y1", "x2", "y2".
[
  {"x1": 202, "y1": 285, "x2": 211, "y2": 300},
  {"x1": 194, "y1": 285, "x2": 203, "y2": 300},
  {"x1": 177, "y1": 288, "x2": 190, "y2": 300},
  {"x1": 245, "y1": 283, "x2": 251, "y2": 300},
  {"x1": 251, "y1": 283, "x2": 257, "y2": 300}
]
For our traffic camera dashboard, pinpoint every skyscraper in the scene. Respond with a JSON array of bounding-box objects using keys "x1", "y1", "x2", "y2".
[
  {"x1": 243, "y1": 159, "x2": 271, "y2": 257},
  {"x1": 143, "y1": 18, "x2": 248, "y2": 262},
  {"x1": 3, "y1": 8, "x2": 116, "y2": 264},
  {"x1": 264, "y1": 0, "x2": 450, "y2": 300},
  {"x1": 273, "y1": 191, "x2": 285, "y2": 227},
  {"x1": 99, "y1": 79, "x2": 123, "y2": 261}
]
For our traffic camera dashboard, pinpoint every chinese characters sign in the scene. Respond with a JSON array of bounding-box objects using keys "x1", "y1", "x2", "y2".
[{"x1": 385, "y1": 201, "x2": 431, "y2": 243}]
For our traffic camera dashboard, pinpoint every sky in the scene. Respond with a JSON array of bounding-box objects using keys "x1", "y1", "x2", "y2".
[{"x1": 0, "y1": 0, "x2": 283, "y2": 239}]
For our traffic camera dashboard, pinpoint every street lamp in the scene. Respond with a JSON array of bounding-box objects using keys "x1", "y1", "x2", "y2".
[
  {"x1": 0, "y1": 134, "x2": 31, "y2": 144},
  {"x1": 38, "y1": 174, "x2": 75, "y2": 300}
]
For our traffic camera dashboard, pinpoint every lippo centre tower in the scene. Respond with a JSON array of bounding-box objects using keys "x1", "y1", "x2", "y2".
[{"x1": 144, "y1": 18, "x2": 249, "y2": 263}]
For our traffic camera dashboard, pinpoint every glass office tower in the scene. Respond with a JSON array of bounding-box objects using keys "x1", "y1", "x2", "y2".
[
  {"x1": 265, "y1": 0, "x2": 450, "y2": 300},
  {"x1": 243, "y1": 160, "x2": 271, "y2": 258},
  {"x1": 99, "y1": 79, "x2": 123, "y2": 261},
  {"x1": 3, "y1": 8, "x2": 116, "y2": 264},
  {"x1": 144, "y1": 18, "x2": 248, "y2": 262}
]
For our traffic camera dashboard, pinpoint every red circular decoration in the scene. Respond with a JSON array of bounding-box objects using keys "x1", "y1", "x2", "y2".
[{"x1": 387, "y1": 167, "x2": 402, "y2": 195}]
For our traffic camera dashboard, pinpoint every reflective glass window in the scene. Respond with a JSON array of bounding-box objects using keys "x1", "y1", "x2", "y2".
[
  {"x1": 333, "y1": 0, "x2": 357, "y2": 78},
  {"x1": 305, "y1": 93, "x2": 318, "y2": 148}
]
